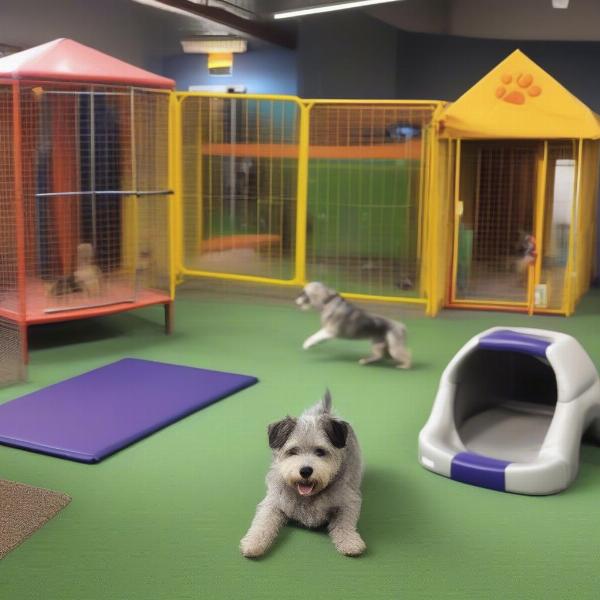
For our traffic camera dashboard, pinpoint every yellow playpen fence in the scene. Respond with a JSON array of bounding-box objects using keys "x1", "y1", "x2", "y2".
[
  {"x1": 541, "y1": 139, "x2": 599, "y2": 315},
  {"x1": 174, "y1": 92, "x2": 443, "y2": 310},
  {"x1": 426, "y1": 136, "x2": 455, "y2": 316},
  {"x1": 305, "y1": 100, "x2": 439, "y2": 306},
  {"x1": 171, "y1": 92, "x2": 598, "y2": 316},
  {"x1": 175, "y1": 92, "x2": 305, "y2": 287}
]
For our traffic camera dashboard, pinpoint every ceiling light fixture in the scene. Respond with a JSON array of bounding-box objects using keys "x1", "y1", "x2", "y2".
[
  {"x1": 552, "y1": 0, "x2": 569, "y2": 7},
  {"x1": 274, "y1": 0, "x2": 403, "y2": 20},
  {"x1": 181, "y1": 36, "x2": 247, "y2": 54}
]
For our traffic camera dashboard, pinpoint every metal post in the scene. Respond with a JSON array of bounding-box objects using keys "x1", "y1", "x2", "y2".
[
  {"x1": 294, "y1": 101, "x2": 311, "y2": 285},
  {"x1": 130, "y1": 88, "x2": 138, "y2": 300},
  {"x1": 90, "y1": 86, "x2": 97, "y2": 249}
]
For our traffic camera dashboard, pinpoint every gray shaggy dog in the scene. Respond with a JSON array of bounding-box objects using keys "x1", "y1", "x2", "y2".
[
  {"x1": 296, "y1": 281, "x2": 411, "y2": 369},
  {"x1": 240, "y1": 390, "x2": 365, "y2": 558}
]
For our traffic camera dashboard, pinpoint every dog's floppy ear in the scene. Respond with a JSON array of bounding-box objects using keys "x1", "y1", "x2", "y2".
[
  {"x1": 268, "y1": 416, "x2": 297, "y2": 449},
  {"x1": 323, "y1": 418, "x2": 349, "y2": 449}
]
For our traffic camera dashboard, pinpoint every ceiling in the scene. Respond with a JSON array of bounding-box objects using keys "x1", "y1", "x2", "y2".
[
  {"x1": 132, "y1": 0, "x2": 600, "y2": 47},
  {"x1": 369, "y1": 0, "x2": 600, "y2": 42}
]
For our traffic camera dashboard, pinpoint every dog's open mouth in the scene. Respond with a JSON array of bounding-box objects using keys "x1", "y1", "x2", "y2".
[{"x1": 296, "y1": 481, "x2": 316, "y2": 496}]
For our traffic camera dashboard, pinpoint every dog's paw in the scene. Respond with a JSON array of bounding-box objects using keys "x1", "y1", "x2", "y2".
[
  {"x1": 334, "y1": 531, "x2": 366, "y2": 557},
  {"x1": 240, "y1": 536, "x2": 267, "y2": 558},
  {"x1": 396, "y1": 363, "x2": 411, "y2": 370},
  {"x1": 302, "y1": 341, "x2": 312, "y2": 350}
]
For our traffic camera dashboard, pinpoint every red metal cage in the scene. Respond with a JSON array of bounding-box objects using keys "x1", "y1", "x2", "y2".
[{"x1": 0, "y1": 39, "x2": 175, "y2": 362}]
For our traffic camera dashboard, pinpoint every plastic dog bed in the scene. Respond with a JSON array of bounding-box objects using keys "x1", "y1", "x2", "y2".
[
  {"x1": 0, "y1": 358, "x2": 257, "y2": 463},
  {"x1": 419, "y1": 328, "x2": 600, "y2": 495}
]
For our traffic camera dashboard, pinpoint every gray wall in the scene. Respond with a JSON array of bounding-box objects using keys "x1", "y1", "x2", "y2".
[{"x1": 297, "y1": 12, "x2": 398, "y2": 99}]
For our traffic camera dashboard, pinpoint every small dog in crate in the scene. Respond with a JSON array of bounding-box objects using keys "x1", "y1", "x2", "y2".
[
  {"x1": 295, "y1": 281, "x2": 411, "y2": 369},
  {"x1": 240, "y1": 390, "x2": 366, "y2": 558},
  {"x1": 515, "y1": 232, "x2": 537, "y2": 277},
  {"x1": 48, "y1": 243, "x2": 101, "y2": 297}
]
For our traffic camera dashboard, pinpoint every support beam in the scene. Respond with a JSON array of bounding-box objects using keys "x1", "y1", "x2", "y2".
[{"x1": 156, "y1": 0, "x2": 296, "y2": 49}]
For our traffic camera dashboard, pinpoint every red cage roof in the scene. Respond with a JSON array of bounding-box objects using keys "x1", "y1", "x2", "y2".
[{"x1": 0, "y1": 38, "x2": 174, "y2": 89}]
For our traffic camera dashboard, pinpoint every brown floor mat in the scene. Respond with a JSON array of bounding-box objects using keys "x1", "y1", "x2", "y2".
[{"x1": 0, "y1": 479, "x2": 71, "y2": 559}]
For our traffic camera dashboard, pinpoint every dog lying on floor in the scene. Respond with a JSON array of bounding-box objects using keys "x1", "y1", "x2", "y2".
[
  {"x1": 295, "y1": 281, "x2": 411, "y2": 369},
  {"x1": 240, "y1": 390, "x2": 366, "y2": 557}
]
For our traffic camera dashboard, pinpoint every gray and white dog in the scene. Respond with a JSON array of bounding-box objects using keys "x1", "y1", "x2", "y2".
[
  {"x1": 296, "y1": 281, "x2": 411, "y2": 369},
  {"x1": 240, "y1": 390, "x2": 366, "y2": 558}
]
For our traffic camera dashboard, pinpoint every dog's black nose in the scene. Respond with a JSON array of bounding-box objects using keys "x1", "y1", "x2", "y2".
[{"x1": 299, "y1": 466, "x2": 313, "y2": 479}]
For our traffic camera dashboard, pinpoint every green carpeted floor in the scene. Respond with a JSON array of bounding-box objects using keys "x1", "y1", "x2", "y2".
[{"x1": 2, "y1": 288, "x2": 600, "y2": 599}]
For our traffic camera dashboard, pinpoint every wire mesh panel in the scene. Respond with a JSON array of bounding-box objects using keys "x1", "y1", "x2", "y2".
[
  {"x1": 18, "y1": 84, "x2": 137, "y2": 314},
  {"x1": 133, "y1": 90, "x2": 171, "y2": 295},
  {"x1": 453, "y1": 140, "x2": 538, "y2": 304},
  {"x1": 180, "y1": 94, "x2": 300, "y2": 281},
  {"x1": 8, "y1": 84, "x2": 171, "y2": 321},
  {"x1": 306, "y1": 103, "x2": 435, "y2": 299},
  {"x1": 0, "y1": 83, "x2": 21, "y2": 318},
  {"x1": 0, "y1": 317, "x2": 25, "y2": 385}
]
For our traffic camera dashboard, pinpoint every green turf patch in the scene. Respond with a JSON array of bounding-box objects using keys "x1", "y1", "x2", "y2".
[{"x1": 1, "y1": 289, "x2": 600, "y2": 599}]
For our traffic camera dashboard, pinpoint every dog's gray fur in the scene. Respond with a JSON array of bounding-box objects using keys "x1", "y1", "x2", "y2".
[
  {"x1": 240, "y1": 390, "x2": 366, "y2": 558},
  {"x1": 296, "y1": 281, "x2": 411, "y2": 369}
]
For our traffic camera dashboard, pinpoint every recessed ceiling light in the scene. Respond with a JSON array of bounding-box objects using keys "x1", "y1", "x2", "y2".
[
  {"x1": 274, "y1": 0, "x2": 403, "y2": 20},
  {"x1": 552, "y1": 0, "x2": 569, "y2": 8}
]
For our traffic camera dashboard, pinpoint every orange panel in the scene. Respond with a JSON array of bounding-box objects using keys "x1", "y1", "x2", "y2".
[
  {"x1": 201, "y1": 234, "x2": 281, "y2": 252},
  {"x1": 201, "y1": 142, "x2": 422, "y2": 160}
]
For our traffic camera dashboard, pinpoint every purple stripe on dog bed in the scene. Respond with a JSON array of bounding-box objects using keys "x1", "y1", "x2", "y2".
[
  {"x1": 451, "y1": 452, "x2": 511, "y2": 492},
  {"x1": 479, "y1": 330, "x2": 551, "y2": 358},
  {"x1": 0, "y1": 358, "x2": 257, "y2": 463}
]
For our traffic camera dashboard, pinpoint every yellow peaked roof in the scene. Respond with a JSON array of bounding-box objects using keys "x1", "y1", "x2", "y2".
[{"x1": 441, "y1": 49, "x2": 600, "y2": 139}]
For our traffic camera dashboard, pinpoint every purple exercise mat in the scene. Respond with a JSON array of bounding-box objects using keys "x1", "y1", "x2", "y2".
[{"x1": 0, "y1": 358, "x2": 258, "y2": 463}]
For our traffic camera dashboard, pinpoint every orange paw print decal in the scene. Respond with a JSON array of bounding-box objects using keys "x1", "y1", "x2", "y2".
[{"x1": 495, "y1": 73, "x2": 541, "y2": 105}]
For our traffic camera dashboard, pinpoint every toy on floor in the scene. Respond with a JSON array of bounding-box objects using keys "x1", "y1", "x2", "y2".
[
  {"x1": 0, "y1": 358, "x2": 258, "y2": 463},
  {"x1": 419, "y1": 327, "x2": 600, "y2": 495}
]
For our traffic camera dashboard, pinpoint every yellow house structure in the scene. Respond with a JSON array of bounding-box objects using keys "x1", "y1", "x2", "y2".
[{"x1": 429, "y1": 49, "x2": 600, "y2": 316}]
